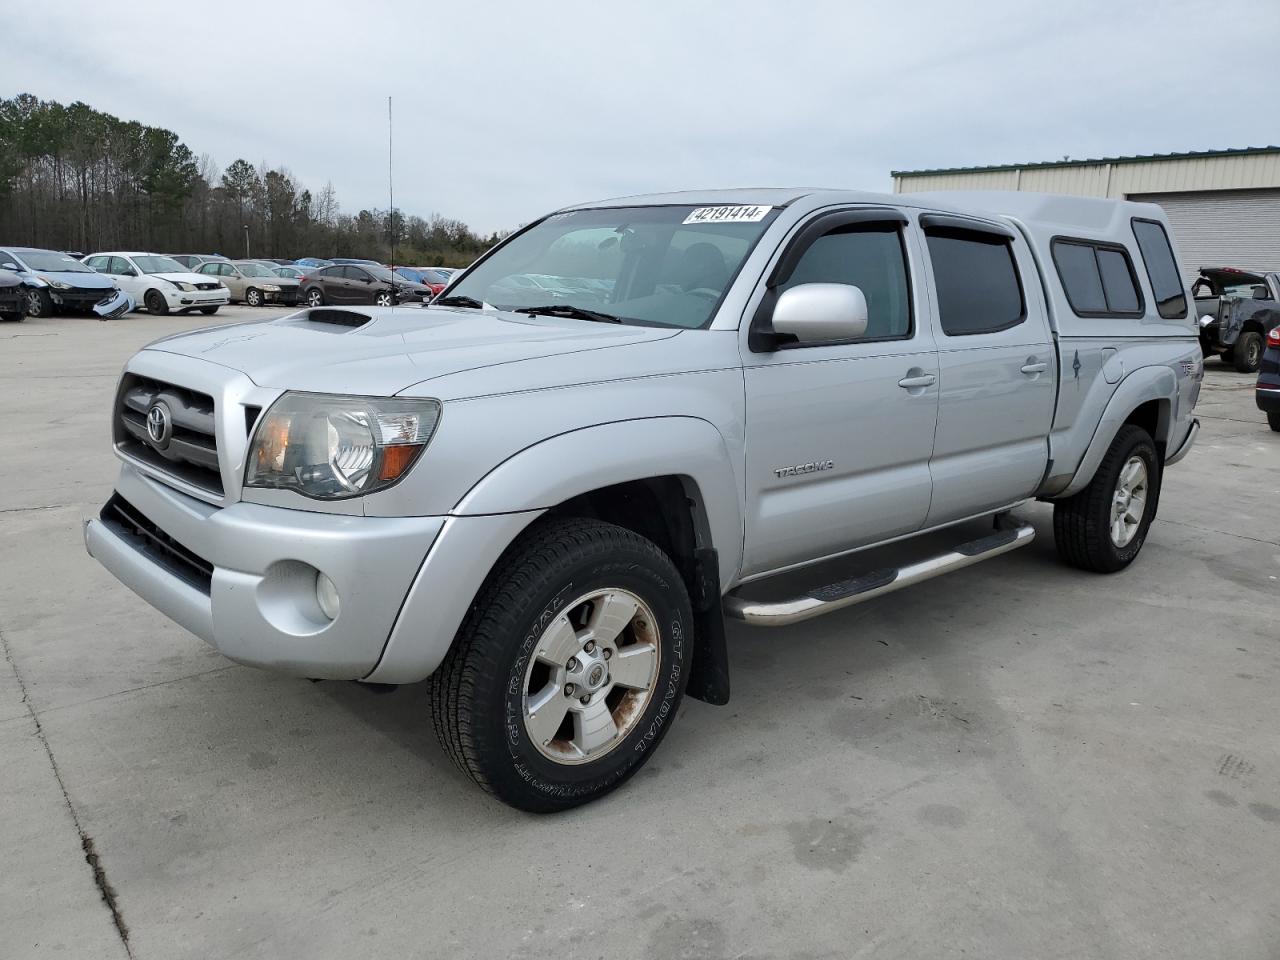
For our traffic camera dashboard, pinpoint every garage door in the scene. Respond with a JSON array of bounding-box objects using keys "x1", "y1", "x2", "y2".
[{"x1": 1127, "y1": 188, "x2": 1280, "y2": 282}]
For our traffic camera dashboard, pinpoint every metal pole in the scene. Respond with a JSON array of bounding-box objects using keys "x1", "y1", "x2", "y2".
[
  {"x1": 388, "y1": 96, "x2": 395, "y2": 272},
  {"x1": 243, "y1": 224, "x2": 250, "y2": 259}
]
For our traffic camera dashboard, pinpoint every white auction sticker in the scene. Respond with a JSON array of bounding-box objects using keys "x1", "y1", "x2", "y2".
[{"x1": 682, "y1": 205, "x2": 772, "y2": 225}]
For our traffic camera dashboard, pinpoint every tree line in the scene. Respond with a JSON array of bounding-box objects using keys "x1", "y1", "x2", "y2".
[{"x1": 0, "y1": 93, "x2": 501, "y2": 267}]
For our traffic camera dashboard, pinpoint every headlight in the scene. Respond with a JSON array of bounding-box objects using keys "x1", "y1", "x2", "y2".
[
  {"x1": 244, "y1": 393, "x2": 441, "y2": 499},
  {"x1": 37, "y1": 275, "x2": 70, "y2": 290},
  {"x1": 170, "y1": 280, "x2": 194, "y2": 292},
  {"x1": 264, "y1": 284, "x2": 281, "y2": 292}
]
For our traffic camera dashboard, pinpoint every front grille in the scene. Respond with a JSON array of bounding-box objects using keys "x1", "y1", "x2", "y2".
[
  {"x1": 195, "y1": 282, "x2": 220, "y2": 291},
  {"x1": 100, "y1": 494, "x2": 213, "y2": 594},
  {"x1": 115, "y1": 374, "x2": 223, "y2": 496},
  {"x1": 59, "y1": 287, "x2": 115, "y2": 304}
]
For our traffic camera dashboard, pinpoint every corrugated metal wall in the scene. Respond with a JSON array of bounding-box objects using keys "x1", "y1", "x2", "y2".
[
  {"x1": 1129, "y1": 189, "x2": 1280, "y2": 280},
  {"x1": 893, "y1": 150, "x2": 1280, "y2": 198}
]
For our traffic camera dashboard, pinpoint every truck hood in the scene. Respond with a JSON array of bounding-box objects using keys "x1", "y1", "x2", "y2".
[{"x1": 142, "y1": 305, "x2": 684, "y2": 396}]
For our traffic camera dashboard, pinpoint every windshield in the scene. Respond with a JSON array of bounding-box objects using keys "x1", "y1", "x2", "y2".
[
  {"x1": 134, "y1": 255, "x2": 188, "y2": 274},
  {"x1": 368, "y1": 265, "x2": 399, "y2": 283},
  {"x1": 441, "y1": 204, "x2": 779, "y2": 328},
  {"x1": 236, "y1": 262, "x2": 275, "y2": 278},
  {"x1": 14, "y1": 250, "x2": 94, "y2": 273}
]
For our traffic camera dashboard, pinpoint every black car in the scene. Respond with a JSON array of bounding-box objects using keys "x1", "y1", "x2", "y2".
[
  {"x1": 300, "y1": 264, "x2": 432, "y2": 308},
  {"x1": 1256, "y1": 325, "x2": 1280, "y2": 432},
  {"x1": 0, "y1": 269, "x2": 26, "y2": 321}
]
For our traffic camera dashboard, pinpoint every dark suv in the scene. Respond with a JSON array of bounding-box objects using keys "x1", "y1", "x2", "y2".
[
  {"x1": 1257, "y1": 325, "x2": 1280, "y2": 432},
  {"x1": 1192, "y1": 267, "x2": 1280, "y2": 373},
  {"x1": 300, "y1": 264, "x2": 432, "y2": 307}
]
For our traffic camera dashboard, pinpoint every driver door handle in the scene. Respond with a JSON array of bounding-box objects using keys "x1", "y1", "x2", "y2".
[
  {"x1": 898, "y1": 373, "x2": 937, "y2": 389},
  {"x1": 1021, "y1": 361, "x2": 1048, "y2": 375}
]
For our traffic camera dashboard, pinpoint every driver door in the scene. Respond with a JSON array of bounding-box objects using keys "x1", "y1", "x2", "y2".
[
  {"x1": 739, "y1": 209, "x2": 939, "y2": 577},
  {"x1": 107, "y1": 256, "x2": 145, "y2": 301}
]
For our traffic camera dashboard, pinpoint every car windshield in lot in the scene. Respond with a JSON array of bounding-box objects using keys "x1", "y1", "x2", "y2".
[
  {"x1": 367, "y1": 265, "x2": 401, "y2": 283},
  {"x1": 134, "y1": 255, "x2": 189, "y2": 274},
  {"x1": 439, "y1": 204, "x2": 781, "y2": 329},
  {"x1": 14, "y1": 250, "x2": 95, "y2": 273},
  {"x1": 235, "y1": 262, "x2": 277, "y2": 278}
]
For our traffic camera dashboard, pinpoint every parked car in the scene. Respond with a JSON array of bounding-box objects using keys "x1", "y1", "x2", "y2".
[
  {"x1": 300, "y1": 263, "x2": 431, "y2": 307},
  {"x1": 259, "y1": 258, "x2": 296, "y2": 266},
  {"x1": 395, "y1": 266, "x2": 451, "y2": 296},
  {"x1": 0, "y1": 246, "x2": 131, "y2": 318},
  {"x1": 84, "y1": 189, "x2": 1201, "y2": 812},
  {"x1": 265, "y1": 263, "x2": 310, "y2": 281},
  {"x1": 1192, "y1": 267, "x2": 1280, "y2": 373},
  {"x1": 84, "y1": 252, "x2": 231, "y2": 316},
  {"x1": 329, "y1": 257, "x2": 382, "y2": 266},
  {"x1": 194, "y1": 260, "x2": 298, "y2": 306},
  {"x1": 168, "y1": 254, "x2": 231, "y2": 273},
  {"x1": 0, "y1": 268, "x2": 26, "y2": 321},
  {"x1": 293, "y1": 257, "x2": 334, "y2": 269},
  {"x1": 1256, "y1": 325, "x2": 1280, "y2": 431}
]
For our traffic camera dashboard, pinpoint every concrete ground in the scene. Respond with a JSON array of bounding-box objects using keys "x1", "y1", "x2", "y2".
[{"x1": 2, "y1": 306, "x2": 1277, "y2": 960}]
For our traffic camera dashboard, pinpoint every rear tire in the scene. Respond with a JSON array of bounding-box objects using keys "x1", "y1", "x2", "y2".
[
  {"x1": 0, "y1": 310, "x2": 22, "y2": 322},
  {"x1": 1233, "y1": 332, "x2": 1263, "y2": 373},
  {"x1": 199, "y1": 306, "x2": 219, "y2": 315},
  {"x1": 429, "y1": 517, "x2": 691, "y2": 813},
  {"x1": 1268, "y1": 411, "x2": 1280, "y2": 433},
  {"x1": 144, "y1": 290, "x2": 169, "y2": 315},
  {"x1": 1053, "y1": 424, "x2": 1160, "y2": 573}
]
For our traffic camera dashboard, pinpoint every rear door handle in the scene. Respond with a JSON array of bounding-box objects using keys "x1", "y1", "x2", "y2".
[
  {"x1": 1021, "y1": 361, "x2": 1048, "y2": 375},
  {"x1": 897, "y1": 374, "x2": 937, "y2": 389}
]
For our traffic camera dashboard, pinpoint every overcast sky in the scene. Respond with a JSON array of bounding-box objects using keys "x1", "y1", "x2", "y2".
[{"x1": 7, "y1": 0, "x2": 1278, "y2": 233}]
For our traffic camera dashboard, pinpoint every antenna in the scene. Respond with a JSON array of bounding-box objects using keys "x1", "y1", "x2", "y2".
[{"x1": 388, "y1": 96, "x2": 396, "y2": 279}]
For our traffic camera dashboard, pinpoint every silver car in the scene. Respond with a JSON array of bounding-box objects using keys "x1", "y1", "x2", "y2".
[{"x1": 195, "y1": 259, "x2": 300, "y2": 306}]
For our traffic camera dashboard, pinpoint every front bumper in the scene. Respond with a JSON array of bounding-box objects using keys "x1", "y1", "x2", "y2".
[
  {"x1": 94, "y1": 289, "x2": 134, "y2": 318},
  {"x1": 1257, "y1": 384, "x2": 1280, "y2": 414},
  {"x1": 164, "y1": 287, "x2": 231, "y2": 309},
  {"x1": 85, "y1": 464, "x2": 445, "y2": 678},
  {"x1": 0, "y1": 286, "x2": 24, "y2": 315}
]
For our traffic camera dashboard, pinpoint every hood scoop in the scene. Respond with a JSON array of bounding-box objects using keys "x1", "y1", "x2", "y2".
[{"x1": 283, "y1": 308, "x2": 376, "y2": 331}]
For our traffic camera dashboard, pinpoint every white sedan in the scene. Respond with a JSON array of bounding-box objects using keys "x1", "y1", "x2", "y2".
[{"x1": 83, "y1": 252, "x2": 232, "y2": 315}]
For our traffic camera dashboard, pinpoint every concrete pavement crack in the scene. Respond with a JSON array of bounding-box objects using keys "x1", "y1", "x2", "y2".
[
  {"x1": 1154, "y1": 515, "x2": 1280, "y2": 548},
  {"x1": 0, "y1": 623, "x2": 135, "y2": 957}
]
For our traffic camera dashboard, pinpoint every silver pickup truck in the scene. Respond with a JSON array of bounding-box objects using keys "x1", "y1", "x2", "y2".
[{"x1": 85, "y1": 189, "x2": 1201, "y2": 811}]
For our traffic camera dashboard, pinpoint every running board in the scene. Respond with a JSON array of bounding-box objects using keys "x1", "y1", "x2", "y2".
[{"x1": 723, "y1": 522, "x2": 1036, "y2": 627}]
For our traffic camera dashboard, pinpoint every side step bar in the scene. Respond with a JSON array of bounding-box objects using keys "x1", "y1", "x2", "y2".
[{"x1": 723, "y1": 521, "x2": 1036, "y2": 627}]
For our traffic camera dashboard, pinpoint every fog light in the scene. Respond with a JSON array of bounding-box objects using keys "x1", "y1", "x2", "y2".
[{"x1": 315, "y1": 572, "x2": 340, "y2": 620}]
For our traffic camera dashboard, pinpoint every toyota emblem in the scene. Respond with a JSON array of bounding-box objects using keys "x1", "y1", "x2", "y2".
[{"x1": 146, "y1": 402, "x2": 173, "y2": 448}]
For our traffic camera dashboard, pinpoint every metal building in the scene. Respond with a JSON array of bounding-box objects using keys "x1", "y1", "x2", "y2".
[{"x1": 892, "y1": 147, "x2": 1280, "y2": 280}]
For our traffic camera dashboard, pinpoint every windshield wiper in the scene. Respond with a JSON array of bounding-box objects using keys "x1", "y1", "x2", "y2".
[
  {"x1": 432, "y1": 294, "x2": 484, "y2": 309},
  {"x1": 513, "y1": 304, "x2": 622, "y2": 324}
]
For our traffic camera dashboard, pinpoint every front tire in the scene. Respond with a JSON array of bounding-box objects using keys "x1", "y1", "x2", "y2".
[
  {"x1": 199, "y1": 306, "x2": 219, "y2": 315},
  {"x1": 144, "y1": 290, "x2": 169, "y2": 315},
  {"x1": 305, "y1": 288, "x2": 324, "y2": 307},
  {"x1": 1268, "y1": 411, "x2": 1280, "y2": 433},
  {"x1": 1053, "y1": 424, "x2": 1160, "y2": 573},
  {"x1": 245, "y1": 287, "x2": 262, "y2": 307},
  {"x1": 1233, "y1": 331, "x2": 1263, "y2": 373},
  {"x1": 374, "y1": 291, "x2": 394, "y2": 307},
  {"x1": 429, "y1": 518, "x2": 691, "y2": 812},
  {"x1": 26, "y1": 288, "x2": 52, "y2": 318}
]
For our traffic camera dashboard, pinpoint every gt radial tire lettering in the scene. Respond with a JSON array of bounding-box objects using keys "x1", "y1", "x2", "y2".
[{"x1": 505, "y1": 586, "x2": 573, "y2": 750}]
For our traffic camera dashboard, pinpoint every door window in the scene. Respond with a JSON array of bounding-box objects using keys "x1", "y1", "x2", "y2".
[
  {"x1": 343, "y1": 266, "x2": 369, "y2": 281},
  {"x1": 777, "y1": 223, "x2": 912, "y2": 340},
  {"x1": 924, "y1": 228, "x2": 1025, "y2": 336},
  {"x1": 85, "y1": 256, "x2": 109, "y2": 271},
  {"x1": 1131, "y1": 218, "x2": 1188, "y2": 319},
  {"x1": 108, "y1": 256, "x2": 134, "y2": 275}
]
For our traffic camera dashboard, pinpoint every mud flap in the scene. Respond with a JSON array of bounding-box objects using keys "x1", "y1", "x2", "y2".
[{"x1": 685, "y1": 547, "x2": 730, "y2": 705}]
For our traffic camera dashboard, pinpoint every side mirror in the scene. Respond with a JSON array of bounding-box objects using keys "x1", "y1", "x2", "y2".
[
  {"x1": 771, "y1": 283, "x2": 869, "y2": 344},
  {"x1": 1, "y1": 261, "x2": 17, "y2": 270},
  {"x1": 121, "y1": 268, "x2": 137, "y2": 277}
]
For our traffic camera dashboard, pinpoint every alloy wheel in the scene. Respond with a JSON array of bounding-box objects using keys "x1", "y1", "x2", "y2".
[
  {"x1": 522, "y1": 588, "x2": 660, "y2": 764},
  {"x1": 1109, "y1": 455, "x2": 1148, "y2": 547}
]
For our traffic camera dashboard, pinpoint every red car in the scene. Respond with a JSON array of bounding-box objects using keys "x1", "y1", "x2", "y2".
[{"x1": 394, "y1": 266, "x2": 454, "y2": 297}]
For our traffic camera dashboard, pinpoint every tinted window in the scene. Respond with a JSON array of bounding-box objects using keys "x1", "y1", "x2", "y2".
[
  {"x1": 925, "y1": 230, "x2": 1024, "y2": 336},
  {"x1": 1052, "y1": 240, "x2": 1142, "y2": 316},
  {"x1": 197, "y1": 263, "x2": 217, "y2": 274},
  {"x1": 342, "y1": 266, "x2": 368, "y2": 280},
  {"x1": 1096, "y1": 249, "x2": 1140, "y2": 312},
  {"x1": 779, "y1": 224, "x2": 912, "y2": 339},
  {"x1": 1053, "y1": 242, "x2": 1106, "y2": 313},
  {"x1": 1131, "y1": 219, "x2": 1188, "y2": 319}
]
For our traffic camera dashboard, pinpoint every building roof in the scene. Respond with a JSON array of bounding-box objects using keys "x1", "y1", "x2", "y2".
[{"x1": 892, "y1": 146, "x2": 1280, "y2": 179}]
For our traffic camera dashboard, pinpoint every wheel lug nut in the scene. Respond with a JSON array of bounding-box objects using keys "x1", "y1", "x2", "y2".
[
  {"x1": 564, "y1": 683, "x2": 576, "y2": 697},
  {"x1": 584, "y1": 640, "x2": 595, "y2": 653},
  {"x1": 579, "y1": 695, "x2": 591, "y2": 705},
  {"x1": 603, "y1": 648, "x2": 612, "y2": 660},
  {"x1": 566, "y1": 657, "x2": 579, "y2": 671}
]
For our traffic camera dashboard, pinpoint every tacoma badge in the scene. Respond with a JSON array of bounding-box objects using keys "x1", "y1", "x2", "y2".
[{"x1": 773, "y1": 460, "x2": 834, "y2": 479}]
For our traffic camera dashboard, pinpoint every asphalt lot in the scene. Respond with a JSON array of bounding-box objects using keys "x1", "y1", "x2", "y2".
[{"x1": 2, "y1": 305, "x2": 1278, "y2": 959}]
